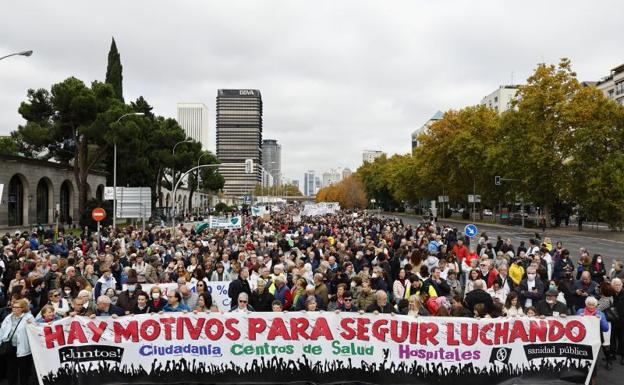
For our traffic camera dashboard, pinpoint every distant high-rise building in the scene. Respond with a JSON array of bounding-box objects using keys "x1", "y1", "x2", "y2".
[
  {"x1": 314, "y1": 176, "x2": 321, "y2": 194},
  {"x1": 322, "y1": 169, "x2": 341, "y2": 188},
  {"x1": 177, "y1": 103, "x2": 211, "y2": 151},
  {"x1": 362, "y1": 150, "x2": 385, "y2": 164},
  {"x1": 291, "y1": 179, "x2": 300, "y2": 193},
  {"x1": 411, "y1": 111, "x2": 443, "y2": 152},
  {"x1": 262, "y1": 139, "x2": 281, "y2": 186},
  {"x1": 342, "y1": 168, "x2": 352, "y2": 179},
  {"x1": 216, "y1": 89, "x2": 263, "y2": 197},
  {"x1": 304, "y1": 171, "x2": 315, "y2": 196},
  {"x1": 480, "y1": 85, "x2": 519, "y2": 114}
]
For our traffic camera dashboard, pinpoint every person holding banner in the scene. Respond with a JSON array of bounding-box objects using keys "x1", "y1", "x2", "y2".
[
  {"x1": 163, "y1": 290, "x2": 190, "y2": 312},
  {"x1": 148, "y1": 287, "x2": 166, "y2": 312},
  {"x1": 0, "y1": 298, "x2": 34, "y2": 385}
]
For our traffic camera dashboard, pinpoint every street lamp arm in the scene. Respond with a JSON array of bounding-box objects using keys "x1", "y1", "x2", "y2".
[{"x1": 0, "y1": 50, "x2": 33, "y2": 61}]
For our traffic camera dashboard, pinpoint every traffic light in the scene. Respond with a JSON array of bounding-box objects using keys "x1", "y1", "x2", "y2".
[
  {"x1": 245, "y1": 159, "x2": 253, "y2": 174},
  {"x1": 495, "y1": 176, "x2": 501, "y2": 186}
]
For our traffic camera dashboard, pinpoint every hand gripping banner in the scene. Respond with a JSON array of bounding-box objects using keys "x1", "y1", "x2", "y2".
[{"x1": 27, "y1": 313, "x2": 600, "y2": 385}]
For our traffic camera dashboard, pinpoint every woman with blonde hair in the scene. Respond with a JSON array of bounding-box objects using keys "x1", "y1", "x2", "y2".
[
  {"x1": 404, "y1": 294, "x2": 429, "y2": 316},
  {"x1": 0, "y1": 298, "x2": 35, "y2": 385}
]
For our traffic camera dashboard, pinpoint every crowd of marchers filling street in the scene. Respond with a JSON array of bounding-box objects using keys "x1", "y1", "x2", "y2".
[{"x1": 0, "y1": 205, "x2": 623, "y2": 384}]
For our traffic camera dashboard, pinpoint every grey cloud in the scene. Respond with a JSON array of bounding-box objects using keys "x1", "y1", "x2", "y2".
[{"x1": 1, "y1": 0, "x2": 623, "y2": 185}]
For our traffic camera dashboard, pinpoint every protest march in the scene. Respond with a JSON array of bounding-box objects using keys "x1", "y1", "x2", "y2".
[{"x1": 0, "y1": 204, "x2": 620, "y2": 385}]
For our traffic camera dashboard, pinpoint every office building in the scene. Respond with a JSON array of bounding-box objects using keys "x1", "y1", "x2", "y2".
[
  {"x1": 480, "y1": 85, "x2": 519, "y2": 114},
  {"x1": 216, "y1": 89, "x2": 263, "y2": 197},
  {"x1": 304, "y1": 171, "x2": 315, "y2": 196},
  {"x1": 177, "y1": 103, "x2": 212, "y2": 151},
  {"x1": 262, "y1": 139, "x2": 281, "y2": 186},
  {"x1": 595, "y1": 63, "x2": 624, "y2": 105},
  {"x1": 411, "y1": 111, "x2": 443, "y2": 151},
  {"x1": 362, "y1": 150, "x2": 385, "y2": 164},
  {"x1": 342, "y1": 168, "x2": 352, "y2": 179},
  {"x1": 322, "y1": 169, "x2": 341, "y2": 188}
]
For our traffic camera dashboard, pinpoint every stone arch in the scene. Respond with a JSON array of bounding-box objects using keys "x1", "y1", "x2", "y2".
[
  {"x1": 60, "y1": 180, "x2": 74, "y2": 224},
  {"x1": 8, "y1": 173, "x2": 29, "y2": 226},
  {"x1": 165, "y1": 193, "x2": 171, "y2": 208},
  {"x1": 36, "y1": 177, "x2": 53, "y2": 224}
]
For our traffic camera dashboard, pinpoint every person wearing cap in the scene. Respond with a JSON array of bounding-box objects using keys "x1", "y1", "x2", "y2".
[
  {"x1": 116, "y1": 274, "x2": 141, "y2": 314},
  {"x1": 535, "y1": 288, "x2": 569, "y2": 316}
]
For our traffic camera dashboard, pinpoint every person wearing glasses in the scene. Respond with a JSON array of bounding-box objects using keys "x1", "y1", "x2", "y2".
[
  {"x1": 163, "y1": 290, "x2": 190, "y2": 313},
  {"x1": 337, "y1": 291, "x2": 359, "y2": 312},
  {"x1": 46, "y1": 289, "x2": 70, "y2": 317},
  {"x1": 1, "y1": 298, "x2": 35, "y2": 385},
  {"x1": 231, "y1": 292, "x2": 254, "y2": 312}
]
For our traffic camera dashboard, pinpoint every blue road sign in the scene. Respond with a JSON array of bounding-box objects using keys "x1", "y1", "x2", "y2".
[
  {"x1": 243, "y1": 195, "x2": 252, "y2": 204},
  {"x1": 464, "y1": 223, "x2": 478, "y2": 238}
]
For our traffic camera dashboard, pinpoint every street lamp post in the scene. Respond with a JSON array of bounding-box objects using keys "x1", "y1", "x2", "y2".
[
  {"x1": 113, "y1": 112, "x2": 145, "y2": 229},
  {"x1": 171, "y1": 139, "x2": 193, "y2": 222},
  {"x1": 0, "y1": 50, "x2": 33, "y2": 61},
  {"x1": 196, "y1": 152, "x2": 212, "y2": 214}
]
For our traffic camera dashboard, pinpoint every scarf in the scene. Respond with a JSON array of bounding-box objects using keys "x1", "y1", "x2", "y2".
[{"x1": 582, "y1": 307, "x2": 597, "y2": 317}]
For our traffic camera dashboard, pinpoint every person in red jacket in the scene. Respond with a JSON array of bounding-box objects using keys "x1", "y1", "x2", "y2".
[{"x1": 451, "y1": 239, "x2": 469, "y2": 264}]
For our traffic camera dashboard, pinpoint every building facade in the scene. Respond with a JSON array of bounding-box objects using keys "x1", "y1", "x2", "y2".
[
  {"x1": 261, "y1": 139, "x2": 281, "y2": 186},
  {"x1": 216, "y1": 89, "x2": 263, "y2": 198},
  {"x1": 0, "y1": 155, "x2": 107, "y2": 229},
  {"x1": 177, "y1": 103, "x2": 212, "y2": 152},
  {"x1": 322, "y1": 169, "x2": 341, "y2": 188},
  {"x1": 595, "y1": 63, "x2": 624, "y2": 105},
  {"x1": 362, "y1": 150, "x2": 385, "y2": 164},
  {"x1": 303, "y1": 171, "x2": 315, "y2": 196},
  {"x1": 342, "y1": 167, "x2": 352, "y2": 180},
  {"x1": 411, "y1": 111, "x2": 443, "y2": 152},
  {"x1": 480, "y1": 85, "x2": 519, "y2": 114}
]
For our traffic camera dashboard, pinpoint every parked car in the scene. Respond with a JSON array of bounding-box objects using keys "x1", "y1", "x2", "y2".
[{"x1": 483, "y1": 209, "x2": 493, "y2": 216}]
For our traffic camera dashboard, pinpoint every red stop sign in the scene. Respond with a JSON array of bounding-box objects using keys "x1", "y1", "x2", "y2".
[{"x1": 92, "y1": 207, "x2": 106, "y2": 222}]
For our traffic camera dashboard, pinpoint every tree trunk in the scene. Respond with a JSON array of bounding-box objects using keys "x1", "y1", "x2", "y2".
[{"x1": 74, "y1": 136, "x2": 89, "y2": 225}]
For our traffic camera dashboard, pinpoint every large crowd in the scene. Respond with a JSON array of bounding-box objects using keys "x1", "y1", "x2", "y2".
[{"x1": 0, "y1": 207, "x2": 623, "y2": 385}]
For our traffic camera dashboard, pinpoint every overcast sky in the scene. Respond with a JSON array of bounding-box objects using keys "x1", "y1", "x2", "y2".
[{"x1": 1, "y1": 0, "x2": 622, "y2": 185}]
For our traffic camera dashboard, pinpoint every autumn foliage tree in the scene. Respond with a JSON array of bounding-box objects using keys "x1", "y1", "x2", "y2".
[
  {"x1": 354, "y1": 58, "x2": 624, "y2": 228},
  {"x1": 316, "y1": 175, "x2": 367, "y2": 209}
]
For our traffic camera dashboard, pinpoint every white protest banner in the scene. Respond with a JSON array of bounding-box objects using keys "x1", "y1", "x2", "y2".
[
  {"x1": 251, "y1": 206, "x2": 269, "y2": 217},
  {"x1": 208, "y1": 215, "x2": 242, "y2": 229},
  {"x1": 28, "y1": 314, "x2": 599, "y2": 385},
  {"x1": 301, "y1": 202, "x2": 341, "y2": 216},
  {"x1": 123, "y1": 281, "x2": 231, "y2": 312}
]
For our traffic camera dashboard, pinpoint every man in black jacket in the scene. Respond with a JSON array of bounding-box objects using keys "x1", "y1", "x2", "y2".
[
  {"x1": 366, "y1": 290, "x2": 395, "y2": 314},
  {"x1": 535, "y1": 289, "x2": 569, "y2": 316},
  {"x1": 228, "y1": 267, "x2": 251, "y2": 306},
  {"x1": 94, "y1": 295, "x2": 124, "y2": 317},
  {"x1": 464, "y1": 280, "x2": 494, "y2": 312},
  {"x1": 250, "y1": 279, "x2": 274, "y2": 312}
]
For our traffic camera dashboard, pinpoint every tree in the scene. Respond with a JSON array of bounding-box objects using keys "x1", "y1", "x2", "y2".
[
  {"x1": 316, "y1": 175, "x2": 367, "y2": 209},
  {"x1": 105, "y1": 38, "x2": 123, "y2": 101},
  {"x1": 15, "y1": 77, "x2": 124, "y2": 220},
  {"x1": 0, "y1": 136, "x2": 20, "y2": 156},
  {"x1": 252, "y1": 183, "x2": 302, "y2": 196}
]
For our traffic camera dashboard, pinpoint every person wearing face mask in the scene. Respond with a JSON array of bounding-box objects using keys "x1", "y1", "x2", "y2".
[
  {"x1": 148, "y1": 287, "x2": 165, "y2": 312},
  {"x1": 553, "y1": 249, "x2": 575, "y2": 280},
  {"x1": 590, "y1": 254, "x2": 607, "y2": 284},
  {"x1": 535, "y1": 288, "x2": 569, "y2": 316},
  {"x1": 116, "y1": 274, "x2": 141, "y2": 314},
  {"x1": 518, "y1": 267, "x2": 545, "y2": 309}
]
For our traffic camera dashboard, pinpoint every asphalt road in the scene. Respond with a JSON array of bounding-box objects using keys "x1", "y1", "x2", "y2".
[{"x1": 389, "y1": 215, "x2": 624, "y2": 272}]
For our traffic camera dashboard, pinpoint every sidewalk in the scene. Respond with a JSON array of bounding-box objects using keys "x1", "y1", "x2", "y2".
[{"x1": 384, "y1": 212, "x2": 624, "y2": 243}]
